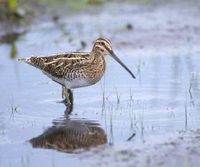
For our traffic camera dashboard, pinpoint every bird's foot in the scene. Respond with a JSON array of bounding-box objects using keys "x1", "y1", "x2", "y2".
[{"x1": 57, "y1": 98, "x2": 71, "y2": 105}]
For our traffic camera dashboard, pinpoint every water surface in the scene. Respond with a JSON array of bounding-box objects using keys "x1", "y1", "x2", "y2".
[{"x1": 1, "y1": 1, "x2": 200, "y2": 166}]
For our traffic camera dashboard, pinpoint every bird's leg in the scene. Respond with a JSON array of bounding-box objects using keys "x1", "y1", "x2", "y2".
[
  {"x1": 61, "y1": 87, "x2": 73, "y2": 115},
  {"x1": 63, "y1": 89, "x2": 71, "y2": 106},
  {"x1": 62, "y1": 86, "x2": 67, "y2": 99}
]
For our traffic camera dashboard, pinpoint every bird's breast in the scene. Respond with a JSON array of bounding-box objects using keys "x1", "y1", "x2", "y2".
[
  {"x1": 85, "y1": 56, "x2": 106, "y2": 85},
  {"x1": 64, "y1": 56, "x2": 106, "y2": 89}
]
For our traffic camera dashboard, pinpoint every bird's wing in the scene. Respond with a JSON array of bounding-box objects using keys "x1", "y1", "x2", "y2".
[{"x1": 18, "y1": 52, "x2": 90, "y2": 78}]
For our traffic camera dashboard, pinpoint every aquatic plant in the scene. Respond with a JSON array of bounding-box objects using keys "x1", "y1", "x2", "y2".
[
  {"x1": 8, "y1": 0, "x2": 17, "y2": 13},
  {"x1": 0, "y1": 0, "x2": 26, "y2": 19},
  {"x1": 114, "y1": 87, "x2": 121, "y2": 104}
]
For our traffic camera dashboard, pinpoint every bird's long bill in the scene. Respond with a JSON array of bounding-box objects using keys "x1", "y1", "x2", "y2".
[{"x1": 109, "y1": 50, "x2": 136, "y2": 79}]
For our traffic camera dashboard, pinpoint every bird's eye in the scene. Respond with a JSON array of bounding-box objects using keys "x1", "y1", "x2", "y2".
[{"x1": 100, "y1": 49, "x2": 104, "y2": 52}]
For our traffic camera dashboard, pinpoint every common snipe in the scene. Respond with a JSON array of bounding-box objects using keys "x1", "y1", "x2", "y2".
[{"x1": 18, "y1": 38, "x2": 135, "y2": 112}]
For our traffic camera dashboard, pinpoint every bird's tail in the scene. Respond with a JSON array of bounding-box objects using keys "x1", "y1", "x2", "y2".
[
  {"x1": 17, "y1": 58, "x2": 31, "y2": 63},
  {"x1": 17, "y1": 57, "x2": 46, "y2": 70}
]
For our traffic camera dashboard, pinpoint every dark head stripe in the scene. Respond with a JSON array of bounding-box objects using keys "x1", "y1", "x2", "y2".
[
  {"x1": 96, "y1": 38, "x2": 111, "y2": 46},
  {"x1": 94, "y1": 43, "x2": 112, "y2": 53},
  {"x1": 95, "y1": 38, "x2": 112, "y2": 52}
]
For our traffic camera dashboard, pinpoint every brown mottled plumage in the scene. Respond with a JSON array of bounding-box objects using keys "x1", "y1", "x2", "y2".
[{"x1": 18, "y1": 38, "x2": 135, "y2": 89}]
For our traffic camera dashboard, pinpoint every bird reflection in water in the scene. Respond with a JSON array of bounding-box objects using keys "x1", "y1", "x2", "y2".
[{"x1": 29, "y1": 118, "x2": 107, "y2": 153}]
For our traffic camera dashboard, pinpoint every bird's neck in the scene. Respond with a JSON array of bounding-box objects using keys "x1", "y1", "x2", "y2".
[{"x1": 90, "y1": 51, "x2": 104, "y2": 64}]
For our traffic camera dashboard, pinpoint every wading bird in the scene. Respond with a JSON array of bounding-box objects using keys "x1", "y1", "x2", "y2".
[{"x1": 18, "y1": 38, "x2": 136, "y2": 114}]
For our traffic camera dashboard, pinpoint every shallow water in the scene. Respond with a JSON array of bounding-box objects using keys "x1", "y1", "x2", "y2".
[{"x1": 1, "y1": 1, "x2": 200, "y2": 167}]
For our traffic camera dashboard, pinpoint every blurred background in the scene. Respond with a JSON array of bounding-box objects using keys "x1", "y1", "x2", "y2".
[{"x1": 1, "y1": 0, "x2": 200, "y2": 167}]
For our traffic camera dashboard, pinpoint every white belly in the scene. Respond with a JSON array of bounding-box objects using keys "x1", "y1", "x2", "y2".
[
  {"x1": 65, "y1": 78, "x2": 91, "y2": 89},
  {"x1": 43, "y1": 71, "x2": 92, "y2": 89},
  {"x1": 43, "y1": 71, "x2": 65, "y2": 85}
]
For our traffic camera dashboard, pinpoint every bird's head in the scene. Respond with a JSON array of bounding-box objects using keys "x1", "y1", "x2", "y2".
[
  {"x1": 92, "y1": 38, "x2": 136, "y2": 79},
  {"x1": 92, "y1": 38, "x2": 112, "y2": 56}
]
